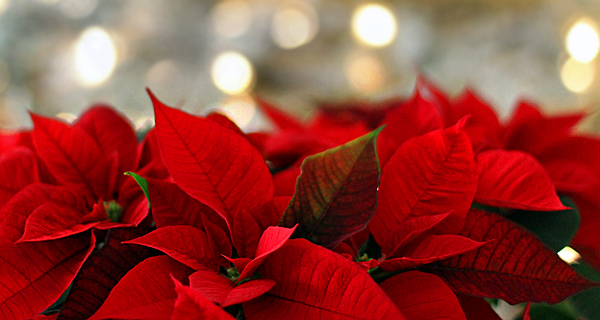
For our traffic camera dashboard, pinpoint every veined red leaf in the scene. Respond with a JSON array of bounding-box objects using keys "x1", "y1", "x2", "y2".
[
  {"x1": 279, "y1": 128, "x2": 382, "y2": 249},
  {"x1": 149, "y1": 90, "x2": 274, "y2": 225},
  {"x1": 244, "y1": 239, "x2": 406, "y2": 320},
  {"x1": 379, "y1": 234, "x2": 487, "y2": 272},
  {"x1": 57, "y1": 226, "x2": 153, "y2": 320},
  {"x1": 455, "y1": 294, "x2": 502, "y2": 320},
  {"x1": 189, "y1": 271, "x2": 275, "y2": 307},
  {"x1": 232, "y1": 209, "x2": 261, "y2": 259},
  {"x1": 75, "y1": 105, "x2": 138, "y2": 180},
  {"x1": 206, "y1": 112, "x2": 246, "y2": 137},
  {"x1": 255, "y1": 97, "x2": 304, "y2": 131},
  {"x1": 238, "y1": 225, "x2": 297, "y2": 281},
  {"x1": 125, "y1": 225, "x2": 224, "y2": 270},
  {"x1": 89, "y1": 256, "x2": 192, "y2": 320},
  {"x1": 475, "y1": 150, "x2": 566, "y2": 211},
  {"x1": 380, "y1": 271, "x2": 466, "y2": 320},
  {"x1": 381, "y1": 212, "x2": 452, "y2": 257},
  {"x1": 172, "y1": 278, "x2": 235, "y2": 320},
  {"x1": 0, "y1": 147, "x2": 40, "y2": 209},
  {"x1": 19, "y1": 202, "x2": 102, "y2": 242},
  {"x1": 146, "y1": 178, "x2": 226, "y2": 231},
  {"x1": 449, "y1": 90, "x2": 502, "y2": 150},
  {"x1": 30, "y1": 113, "x2": 114, "y2": 199},
  {"x1": 0, "y1": 184, "x2": 94, "y2": 242},
  {"x1": 370, "y1": 120, "x2": 477, "y2": 246},
  {"x1": 421, "y1": 209, "x2": 597, "y2": 304},
  {"x1": 0, "y1": 232, "x2": 94, "y2": 320}
]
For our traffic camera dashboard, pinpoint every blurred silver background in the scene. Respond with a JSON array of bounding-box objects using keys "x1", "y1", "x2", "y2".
[{"x1": 0, "y1": 0, "x2": 599, "y2": 131}]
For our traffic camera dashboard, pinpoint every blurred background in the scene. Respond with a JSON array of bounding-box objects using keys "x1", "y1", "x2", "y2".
[{"x1": 0, "y1": 0, "x2": 599, "y2": 131}]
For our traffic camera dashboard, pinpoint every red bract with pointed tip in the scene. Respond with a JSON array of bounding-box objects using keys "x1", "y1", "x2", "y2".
[{"x1": 244, "y1": 239, "x2": 407, "y2": 320}]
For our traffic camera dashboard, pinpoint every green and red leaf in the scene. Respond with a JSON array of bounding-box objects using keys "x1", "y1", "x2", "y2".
[
  {"x1": 421, "y1": 209, "x2": 597, "y2": 304},
  {"x1": 279, "y1": 128, "x2": 382, "y2": 249}
]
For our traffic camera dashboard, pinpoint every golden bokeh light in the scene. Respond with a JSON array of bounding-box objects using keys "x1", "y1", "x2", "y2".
[
  {"x1": 345, "y1": 53, "x2": 386, "y2": 93},
  {"x1": 271, "y1": 2, "x2": 319, "y2": 49},
  {"x1": 0, "y1": 0, "x2": 10, "y2": 15},
  {"x1": 560, "y1": 57, "x2": 595, "y2": 93},
  {"x1": 211, "y1": 0, "x2": 253, "y2": 38},
  {"x1": 351, "y1": 4, "x2": 397, "y2": 47},
  {"x1": 215, "y1": 94, "x2": 257, "y2": 130},
  {"x1": 566, "y1": 18, "x2": 600, "y2": 63},
  {"x1": 211, "y1": 51, "x2": 254, "y2": 95},
  {"x1": 74, "y1": 27, "x2": 117, "y2": 87}
]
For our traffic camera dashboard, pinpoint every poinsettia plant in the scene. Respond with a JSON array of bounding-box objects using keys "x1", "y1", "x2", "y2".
[{"x1": 0, "y1": 78, "x2": 599, "y2": 320}]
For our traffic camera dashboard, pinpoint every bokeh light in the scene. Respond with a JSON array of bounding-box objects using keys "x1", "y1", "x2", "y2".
[
  {"x1": 345, "y1": 53, "x2": 386, "y2": 93},
  {"x1": 0, "y1": 0, "x2": 9, "y2": 15},
  {"x1": 351, "y1": 4, "x2": 397, "y2": 47},
  {"x1": 211, "y1": 51, "x2": 254, "y2": 95},
  {"x1": 59, "y1": 0, "x2": 97, "y2": 19},
  {"x1": 214, "y1": 94, "x2": 257, "y2": 130},
  {"x1": 74, "y1": 27, "x2": 117, "y2": 87},
  {"x1": 560, "y1": 57, "x2": 595, "y2": 93},
  {"x1": 211, "y1": 0, "x2": 253, "y2": 38},
  {"x1": 55, "y1": 112, "x2": 78, "y2": 123},
  {"x1": 566, "y1": 18, "x2": 600, "y2": 63},
  {"x1": 271, "y1": 2, "x2": 319, "y2": 49},
  {"x1": 557, "y1": 246, "x2": 581, "y2": 264}
]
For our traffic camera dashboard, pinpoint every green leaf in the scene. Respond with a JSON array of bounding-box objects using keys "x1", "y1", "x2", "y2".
[
  {"x1": 124, "y1": 172, "x2": 151, "y2": 209},
  {"x1": 472, "y1": 196, "x2": 579, "y2": 252},
  {"x1": 514, "y1": 303, "x2": 577, "y2": 320},
  {"x1": 569, "y1": 262, "x2": 600, "y2": 320},
  {"x1": 279, "y1": 127, "x2": 383, "y2": 249}
]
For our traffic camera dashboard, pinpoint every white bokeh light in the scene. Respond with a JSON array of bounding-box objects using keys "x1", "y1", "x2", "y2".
[
  {"x1": 557, "y1": 246, "x2": 581, "y2": 264},
  {"x1": 211, "y1": 0, "x2": 253, "y2": 38},
  {"x1": 271, "y1": 3, "x2": 319, "y2": 49},
  {"x1": 566, "y1": 19, "x2": 600, "y2": 63},
  {"x1": 560, "y1": 57, "x2": 595, "y2": 93},
  {"x1": 351, "y1": 4, "x2": 397, "y2": 47},
  {"x1": 74, "y1": 27, "x2": 117, "y2": 87},
  {"x1": 211, "y1": 51, "x2": 254, "y2": 95}
]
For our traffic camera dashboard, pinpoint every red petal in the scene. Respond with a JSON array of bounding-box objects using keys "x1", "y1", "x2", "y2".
[
  {"x1": 382, "y1": 212, "x2": 452, "y2": 256},
  {"x1": 206, "y1": 112, "x2": 246, "y2": 137},
  {"x1": 377, "y1": 89, "x2": 443, "y2": 167},
  {"x1": 280, "y1": 129, "x2": 381, "y2": 249},
  {"x1": 172, "y1": 278, "x2": 235, "y2": 320},
  {"x1": 57, "y1": 226, "x2": 153, "y2": 319},
  {"x1": 449, "y1": 90, "x2": 502, "y2": 150},
  {"x1": 370, "y1": 121, "x2": 477, "y2": 245},
  {"x1": 238, "y1": 225, "x2": 297, "y2": 281},
  {"x1": 0, "y1": 184, "x2": 94, "y2": 242},
  {"x1": 19, "y1": 202, "x2": 101, "y2": 242},
  {"x1": 0, "y1": 147, "x2": 40, "y2": 209},
  {"x1": 221, "y1": 279, "x2": 275, "y2": 307},
  {"x1": 89, "y1": 256, "x2": 192, "y2": 320},
  {"x1": 523, "y1": 303, "x2": 531, "y2": 320},
  {"x1": 0, "y1": 232, "x2": 94, "y2": 320},
  {"x1": 75, "y1": 105, "x2": 138, "y2": 181},
  {"x1": 244, "y1": 239, "x2": 406, "y2": 320},
  {"x1": 150, "y1": 90, "x2": 274, "y2": 226},
  {"x1": 380, "y1": 271, "x2": 466, "y2": 320},
  {"x1": 30, "y1": 113, "x2": 114, "y2": 199},
  {"x1": 232, "y1": 209, "x2": 262, "y2": 259},
  {"x1": 125, "y1": 225, "x2": 223, "y2": 270},
  {"x1": 189, "y1": 270, "x2": 234, "y2": 304},
  {"x1": 475, "y1": 150, "x2": 567, "y2": 211},
  {"x1": 422, "y1": 209, "x2": 597, "y2": 304},
  {"x1": 380, "y1": 234, "x2": 487, "y2": 272}
]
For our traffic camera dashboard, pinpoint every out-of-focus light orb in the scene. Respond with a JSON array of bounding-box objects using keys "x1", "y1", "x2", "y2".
[
  {"x1": 345, "y1": 53, "x2": 386, "y2": 93},
  {"x1": 271, "y1": 2, "x2": 319, "y2": 49},
  {"x1": 145, "y1": 60, "x2": 182, "y2": 91},
  {"x1": 566, "y1": 19, "x2": 600, "y2": 63},
  {"x1": 558, "y1": 246, "x2": 581, "y2": 264},
  {"x1": 60, "y1": 0, "x2": 97, "y2": 19},
  {"x1": 0, "y1": 59, "x2": 9, "y2": 93},
  {"x1": 211, "y1": 52, "x2": 254, "y2": 95},
  {"x1": 215, "y1": 94, "x2": 257, "y2": 130},
  {"x1": 211, "y1": 0, "x2": 253, "y2": 38},
  {"x1": 560, "y1": 57, "x2": 595, "y2": 93},
  {"x1": 0, "y1": 0, "x2": 10, "y2": 15},
  {"x1": 56, "y1": 113, "x2": 78, "y2": 124},
  {"x1": 75, "y1": 27, "x2": 117, "y2": 87},
  {"x1": 351, "y1": 4, "x2": 397, "y2": 47}
]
